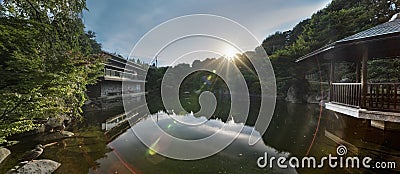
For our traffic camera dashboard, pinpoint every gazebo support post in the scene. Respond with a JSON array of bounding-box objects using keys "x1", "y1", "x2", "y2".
[
  {"x1": 330, "y1": 60, "x2": 335, "y2": 85},
  {"x1": 329, "y1": 60, "x2": 335, "y2": 102},
  {"x1": 361, "y1": 51, "x2": 368, "y2": 108},
  {"x1": 356, "y1": 61, "x2": 361, "y2": 83}
]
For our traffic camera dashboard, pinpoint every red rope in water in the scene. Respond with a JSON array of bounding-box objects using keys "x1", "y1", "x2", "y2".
[
  {"x1": 112, "y1": 146, "x2": 138, "y2": 174},
  {"x1": 105, "y1": 131, "x2": 139, "y2": 174},
  {"x1": 305, "y1": 57, "x2": 324, "y2": 156}
]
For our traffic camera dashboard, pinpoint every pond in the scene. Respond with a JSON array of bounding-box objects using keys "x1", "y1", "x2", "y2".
[{"x1": 1, "y1": 95, "x2": 399, "y2": 173}]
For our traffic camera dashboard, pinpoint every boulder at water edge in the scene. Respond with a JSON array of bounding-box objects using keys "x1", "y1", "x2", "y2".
[
  {"x1": 35, "y1": 131, "x2": 75, "y2": 142},
  {"x1": 7, "y1": 159, "x2": 61, "y2": 174},
  {"x1": 0, "y1": 147, "x2": 11, "y2": 164}
]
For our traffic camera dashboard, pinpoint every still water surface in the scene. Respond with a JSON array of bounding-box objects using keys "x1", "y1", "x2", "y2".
[{"x1": 1, "y1": 96, "x2": 399, "y2": 173}]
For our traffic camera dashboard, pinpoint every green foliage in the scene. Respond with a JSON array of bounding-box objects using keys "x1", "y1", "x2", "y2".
[
  {"x1": 145, "y1": 66, "x2": 168, "y2": 94},
  {"x1": 262, "y1": 0, "x2": 400, "y2": 97},
  {"x1": 0, "y1": 0, "x2": 105, "y2": 143},
  {"x1": 368, "y1": 59, "x2": 400, "y2": 82},
  {"x1": 262, "y1": 19, "x2": 310, "y2": 56}
]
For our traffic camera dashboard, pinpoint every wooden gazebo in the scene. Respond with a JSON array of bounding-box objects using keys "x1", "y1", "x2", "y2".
[{"x1": 296, "y1": 13, "x2": 400, "y2": 125}]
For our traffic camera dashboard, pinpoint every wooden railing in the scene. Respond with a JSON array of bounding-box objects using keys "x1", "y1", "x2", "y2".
[
  {"x1": 330, "y1": 83, "x2": 400, "y2": 112},
  {"x1": 330, "y1": 83, "x2": 362, "y2": 108},
  {"x1": 365, "y1": 83, "x2": 400, "y2": 112}
]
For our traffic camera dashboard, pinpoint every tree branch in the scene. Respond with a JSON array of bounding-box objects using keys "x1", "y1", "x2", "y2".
[
  {"x1": 0, "y1": 97, "x2": 25, "y2": 119},
  {"x1": 23, "y1": 0, "x2": 42, "y2": 22}
]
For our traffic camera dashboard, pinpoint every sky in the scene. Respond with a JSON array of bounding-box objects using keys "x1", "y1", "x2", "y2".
[{"x1": 83, "y1": 0, "x2": 332, "y2": 66}]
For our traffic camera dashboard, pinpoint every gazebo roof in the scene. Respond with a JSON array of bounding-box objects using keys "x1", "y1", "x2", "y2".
[{"x1": 296, "y1": 13, "x2": 400, "y2": 63}]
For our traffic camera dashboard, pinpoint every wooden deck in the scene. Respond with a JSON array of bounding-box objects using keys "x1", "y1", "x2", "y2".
[
  {"x1": 325, "y1": 102, "x2": 400, "y2": 123},
  {"x1": 327, "y1": 83, "x2": 400, "y2": 124}
]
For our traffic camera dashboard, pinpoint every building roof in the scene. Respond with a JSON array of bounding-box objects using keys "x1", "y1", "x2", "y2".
[
  {"x1": 296, "y1": 13, "x2": 400, "y2": 63},
  {"x1": 102, "y1": 51, "x2": 146, "y2": 72},
  {"x1": 338, "y1": 19, "x2": 400, "y2": 43}
]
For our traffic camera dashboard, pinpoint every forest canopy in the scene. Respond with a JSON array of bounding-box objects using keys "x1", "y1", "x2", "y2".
[
  {"x1": 0, "y1": 0, "x2": 104, "y2": 144},
  {"x1": 262, "y1": 0, "x2": 400, "y2": 99}
]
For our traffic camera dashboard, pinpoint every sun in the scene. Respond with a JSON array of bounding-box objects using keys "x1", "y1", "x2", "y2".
[{"x1": 222, "y1": 47, "x2": 238, "y2": 60}]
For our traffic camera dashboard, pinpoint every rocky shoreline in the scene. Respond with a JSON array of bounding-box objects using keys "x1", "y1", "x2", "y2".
[{"x1": 0, "y1": 130, "x2": 74, "y2": 174}]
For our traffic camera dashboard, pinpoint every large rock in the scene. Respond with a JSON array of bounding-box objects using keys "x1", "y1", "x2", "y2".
[
  {"x1": 8, "y1": 159, "x2": 61, "y2": 174},
  {"x1": 306, "y1": 93, "x2": 323, "y2": 104},
  {"x1": 285, "y1": 85, "x2": 304, "y2": 103},
  {"x1": 0, "y1": 147, "x2": 11, "y2": 164},
  {"x1": 46, "y1": 115, "x2": 69, "y2": 128},
  {"x1": 60, "y1": 130, "x2": 74, "y2": 137},
  {"x1": 35, "y1": 131, "x2": 74, "y2": 142}
]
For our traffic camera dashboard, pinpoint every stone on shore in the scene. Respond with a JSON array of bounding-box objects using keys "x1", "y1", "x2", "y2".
[
  {"x1": 35, "y1": 131, "x2": 75, "y2": 142},
  {"x1": 61, "y1": 130, "x2": 74, "y2": 137},
  {"x1": 0, "y1": 147, "x2": 11, "y2": 164},
  {"x1": 285, "y1": 85, "x2": 304, "y2": 103},
  {"x1": 7, "y1": 159, "x2": 61, "y2": 174}
]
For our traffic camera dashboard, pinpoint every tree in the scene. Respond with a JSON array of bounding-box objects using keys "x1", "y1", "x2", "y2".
[
  {"x1": 0, "y1": 0, "x2": 105, "y2": 144},
  {"x1": 262, "y1": 0, "x2": 400, "y2": 98}
]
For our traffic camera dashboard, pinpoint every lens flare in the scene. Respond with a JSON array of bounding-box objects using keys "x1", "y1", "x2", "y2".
[{"x1": 147, "y1": 137, "x2": 161, "y2": 156}]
